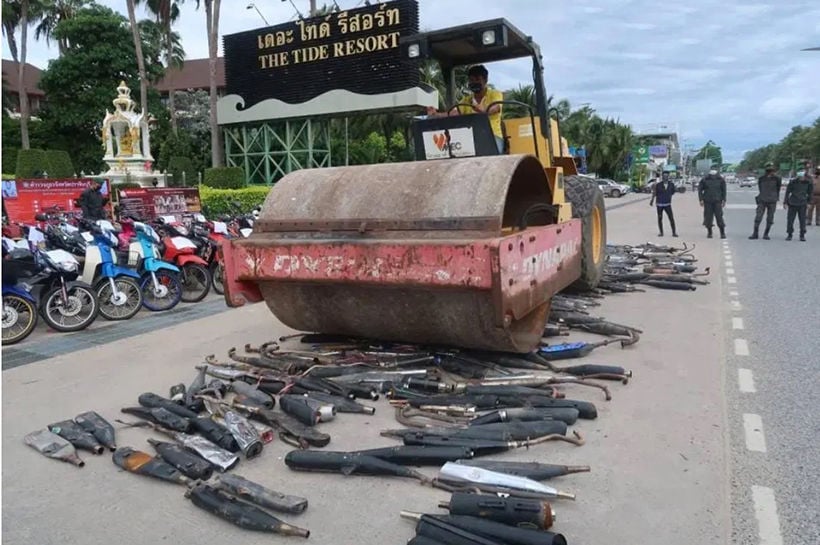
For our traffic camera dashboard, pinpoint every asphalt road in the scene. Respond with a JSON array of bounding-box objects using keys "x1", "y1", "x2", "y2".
[
  {"x1": 718, "y1": 184, "x2": 820, "y2": 545},
  {"x1": 9, "y1": 188, "x2": 815, "y2": 545}
]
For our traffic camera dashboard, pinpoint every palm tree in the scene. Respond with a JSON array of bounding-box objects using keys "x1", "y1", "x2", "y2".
[
  {"x1": 34, "y1": 0, "x2": 88, "y2": 55},
  {"x1": 503, "y1": 84, "x2": 534, "y2": 119},
  {"x1": 196, "y1": 0, "x2": 223, "y2": 167},
  {"x1": 3, "y1": 0, "x2": 45, "y2": 149},
  {"x1": 126, "y1": 0, "x2": 149, "y2": 122},
  {"x1": 145, "y1": 0, "x2": 185, "y2": 132},
  {"x1": 138, "y1": 18, "x2": 184, "y2": 83}
]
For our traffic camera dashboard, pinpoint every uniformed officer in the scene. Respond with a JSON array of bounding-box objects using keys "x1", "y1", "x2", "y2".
[
  {"x1": 808, "y1": 167, "x2": 820, "y2": 227},
  {"x1": 749, "y1": 162, "x2": 782, "y2": 240},
  {"x1": 783, "y1": 161, "x2": 815, "y2": 241},
  {"x1": 698, "y1": 167, "x2": 727, "y2": 239},
  {"x1": 650, "y1": 171, "x2": 678, "y2": 237}
]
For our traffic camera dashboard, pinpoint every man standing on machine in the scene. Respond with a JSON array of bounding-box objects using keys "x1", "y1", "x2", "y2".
[
  {"x1": 698, "y1": 167, "x2": 727, "y2": 239},
  {"x1": 748, "y1": 162, "x2": 781, "y2": 240},
  {"x1": 427, "y1": 65, "x2": 504, "y2": 154}
]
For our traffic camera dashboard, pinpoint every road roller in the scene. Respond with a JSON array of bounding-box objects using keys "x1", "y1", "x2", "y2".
[{"x1": 221, "y1": 19, "x2": 607, "y2": 353}]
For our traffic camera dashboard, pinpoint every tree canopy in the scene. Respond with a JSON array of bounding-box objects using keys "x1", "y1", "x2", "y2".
[
  {"x1": 37, "y1": 4, "x2": 165, "y2": 173},
  {"x1": 738, "y1": 119, "x2": 820, "y2": 173}
]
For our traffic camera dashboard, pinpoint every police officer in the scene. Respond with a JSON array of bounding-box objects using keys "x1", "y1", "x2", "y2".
[
  {"x1": 749, "y1": 162, "x2": 781, "y2": 240},
  {"x1": 783, "y1": 161, "x2": 815, "y2": 241},
  {"x1": 808, "y1": 167, "x2": 820, "y2": 227},
  {"x1": 698, "y1": 167, "x2": 727, "y2": 239}
]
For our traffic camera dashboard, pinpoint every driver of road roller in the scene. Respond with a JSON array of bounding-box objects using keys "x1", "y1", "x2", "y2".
[{"x1": 426, "y1": 64, "x2": 505, "y2": 154}]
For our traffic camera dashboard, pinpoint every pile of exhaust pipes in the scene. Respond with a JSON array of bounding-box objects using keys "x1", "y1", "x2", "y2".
[
  {"x1": 587, "y1": 241, "x2": 709, "y2": 293},
  {"x1": 21, "y1": 244, "x2": 713, "y2": 542}
]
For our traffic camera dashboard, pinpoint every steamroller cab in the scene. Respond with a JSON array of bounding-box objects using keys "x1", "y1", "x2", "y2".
[{"x1": 220, "y1": 19, "x2": 607, "y2": 354}]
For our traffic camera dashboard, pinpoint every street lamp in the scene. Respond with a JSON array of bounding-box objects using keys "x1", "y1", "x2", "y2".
[{"x1": 246, "y1": 2, "x2": 270, "y2": 25}]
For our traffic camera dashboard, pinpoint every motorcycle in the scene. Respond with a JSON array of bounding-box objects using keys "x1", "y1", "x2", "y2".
[
  {"x1": 1, "y1": 283, "x2": 39, "y2": 345},
  {"x1": 78, "y1": 220, "x2": 144, "y2": 321},
  {"x1": 5, "y1": 240, "x2": 99, "y2": 332},
  {"x1": 187, "y1": 213, "x2": 228, "y2": 296},
  {"x1": 153, "y1": 217, "x2": 211, "y2": 303},
  {"x1": 117, "y1": 218, "x2": 182, "y2": 312}
]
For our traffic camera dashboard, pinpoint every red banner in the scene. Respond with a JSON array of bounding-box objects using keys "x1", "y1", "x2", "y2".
[
  {"x1": 116, "y1": 187, "x2": 202, "y2": 222},
  {"x1": 1, "y1": 179, "x2": 111, "y2": 224}
]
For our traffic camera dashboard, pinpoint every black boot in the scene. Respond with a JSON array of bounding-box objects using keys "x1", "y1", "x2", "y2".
[
  {"x1": 720, "y1": 228, "x2": 726, "y2": 239},
  {"x1": 749, "y1": 229, "x2": 759, "y2": 240},
  {"x1": 786, "y1": 234, "x2": 793, "y2": 241},
  {"x1": 800, "y1": 233, "x2": 806, "y2": 241},
  {"x1": 763, "y1": 225, "x2": 771, "y2": 240},
  {"x1": 707, "y1": 227, "x2": 713, "y2": 239}
]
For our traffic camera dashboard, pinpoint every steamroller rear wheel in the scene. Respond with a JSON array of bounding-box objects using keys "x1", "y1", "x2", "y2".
[{"x1": 564, "y1": 175, "x2": 607, "y2": 290}]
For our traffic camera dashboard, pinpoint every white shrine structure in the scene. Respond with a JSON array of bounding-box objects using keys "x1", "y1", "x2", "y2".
[{"x1": 101, "y1": 81, "x2": 163, "y2": 186}]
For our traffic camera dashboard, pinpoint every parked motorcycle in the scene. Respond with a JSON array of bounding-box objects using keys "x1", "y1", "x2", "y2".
[
  {"x1": 153, "y1": 217, "x2": 211, "y2": 303},
  {"x1": 118, "y1": 218, "x2": 182, "y2": 312},
  {"x1": 6, "y1": 241, "x2": 99, "y2": 332},
  {"x1": 78, "y1": 220, "x2": 144, "y2": 321},
  {"x1": 186, "y1": 213, "x2": 227, "y2": 295},
  {"x1": 1, "y1": 283, "x2": 39, "y2": 345}
]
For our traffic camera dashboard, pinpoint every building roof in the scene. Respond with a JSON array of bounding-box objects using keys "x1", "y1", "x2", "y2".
[
  {"x1": 155, "y1": 57, "x2": 225, "y2": 92},
  {"x1": 2, "y1": 59, "x2": 45, "y2": 96}
]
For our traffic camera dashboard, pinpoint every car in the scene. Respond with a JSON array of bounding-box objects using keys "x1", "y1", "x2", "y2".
[
  {"x1": 597, "y1": 179, "x2": 630, "y2": 198},
  {"x1": 739, "y1": 178, "x2": 755, "y2": 188}
]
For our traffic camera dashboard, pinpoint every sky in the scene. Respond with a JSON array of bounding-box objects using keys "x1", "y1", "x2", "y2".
[{"x1": 4, "y1": 0, "x2": 820, "y2": 162}]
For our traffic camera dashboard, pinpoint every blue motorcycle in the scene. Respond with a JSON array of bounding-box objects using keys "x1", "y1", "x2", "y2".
[
  {"x1": 1, "y1": 243, "x2": 40, "y2": 346},
  {"x1": 78, "y1": 220, "x2": 144, "y2": 321},
  {"x1": 120, "y1": 220, "x2": 182, "y2": 312}
]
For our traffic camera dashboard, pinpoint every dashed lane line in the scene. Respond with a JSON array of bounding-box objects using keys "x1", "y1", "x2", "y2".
[
  {"x1": 751, "y1": 486, "x2": 784, "y2": 545},
  {"x1": 735, "y1": 338, "x2": 750, "y2": 356},
  {"x1": 728, "y1": 276, "x2": 737, "y2": 284},
  {"x1": 727, "y1": 268, "x2": 735, "y2": 275},
  {"x1": 743, "y1": 413, "x2": 768, "y2": 452},
  {"x1": 732, "y1": 317, "x2": 744, "y2": 330},
  {"x1": 729, "y1": 290, "x2": 739, "y2": 297},
  {"x1": 731, "y1": 300, "x2": 743, "y2": 310},
  {"x1": 738, "y1": 368, "x2": 756, "y2": 393}
]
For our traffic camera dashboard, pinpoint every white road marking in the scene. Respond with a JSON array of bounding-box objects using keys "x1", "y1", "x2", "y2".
[
  {"x1": 726, "y1": 260, "x2": 734, "y2": 267},
  {"x1": 727, "y1": 268, "x2": 735, "y2": 275},
  {"x1": 743, "y1": 414, "x2": 767, "y2": 452},
  {"x1": 735, "y1": 338, "x2": 750, "y2": 356},
  {"x1": 731, "y1": 300, "x2": 743, "y2": 310},
  {"x1": 751, "y1": 486, "x2": 783, "y2": 545},
  {"x1": 732, "y1": 317, "x2": 744, "y2": 330},
  {"x1": 728, "y1": 276, "x2": 737, "y2": 284},
  {"x1": 729, "y1": 290, "x2": 739, "y2": 296},
  {"x1": 726, "y1": 204, "x2": 757, "y2": 209},
  {"x1": 738, "y1": 368, "x2": 756, "y2": 393}
]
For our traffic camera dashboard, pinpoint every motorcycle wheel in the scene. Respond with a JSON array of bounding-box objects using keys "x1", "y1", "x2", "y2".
[
  {"x1": 41, "y1": 284, "x2": 99, "y2": 332},
  {"x1": 96, "y1": 277, "x2": 143, "y2": 321},
  {"x1": 210, "y1": 261, "x2": 225, "y2": 295},
  {"x1": 2, "y1": 294, "x2": 39, "y2": 345},
  {"x1": 141, "y1": 270, "x2": 182, "y2": 311},
  {"x1": 180, "y1": 263, "x2": 211, "y2": 303}
]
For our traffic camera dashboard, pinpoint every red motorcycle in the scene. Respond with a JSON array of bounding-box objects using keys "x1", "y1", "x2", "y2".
[{"x1": 152, "y1": 218, "x2": 211, "y2": 303}]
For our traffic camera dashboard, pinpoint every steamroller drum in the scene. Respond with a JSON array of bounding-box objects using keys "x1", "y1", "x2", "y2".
[
  {"x1": 240, "y1": 156, "x2": 584, "y2": 353},
  {"x1": 563, "y1": 175, "x2": 607, "y2": 290}
]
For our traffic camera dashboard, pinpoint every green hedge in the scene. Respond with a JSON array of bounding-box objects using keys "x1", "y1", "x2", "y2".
[
  {"x1": 45, "y1": 150, "x2": 75, "y2": 178},
  {"x1": 2, "y1": 173, "x2": 15, "y2": 180},
  {"x1": 3, "y1": 148, "x2": 19, "y2": 175},
  {"x1": 203, "y1": 166, "x2": 245, "y2": 189},
  {"x1": 167, "y1": 156, "x2": 196, "y2": 187},
  {"x1": 199, "y1": 185, "x2": 270, "y2": 216},
  {"x1": 15, "y1": 148, "x2": 48, "y2": 178},
  {"x1": 112, "y1": 182, "x2": 143, "y2": 191}
]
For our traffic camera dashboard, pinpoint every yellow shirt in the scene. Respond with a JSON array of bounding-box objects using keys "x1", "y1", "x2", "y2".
[{"x1": 458, "y1": 88, "x2": 504, "y2": 138}]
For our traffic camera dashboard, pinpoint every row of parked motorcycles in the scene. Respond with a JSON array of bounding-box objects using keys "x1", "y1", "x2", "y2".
[{"x1": 2, "y1": 205, "x2": 259, "y2": 345}]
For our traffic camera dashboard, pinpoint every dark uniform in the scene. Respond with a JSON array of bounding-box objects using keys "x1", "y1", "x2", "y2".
[
  {"x1": 749, "y1": 171, "x2": 782, "y2": 239},
  {"x1": 698, "y1": 172, "x2": 727, "y2": 238},
  {"x1": 784, "y1": 172, "x2": 814, "y2": 241},
  {"x1": 808, "y1": 169, "x2": 820, "y2": 226},
  {"x1": 78, "y1": 184, "x2": 107, "y2": 220},
  {"x1": 651, "y1": 177, "x2": 677, "y2": 237}
]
